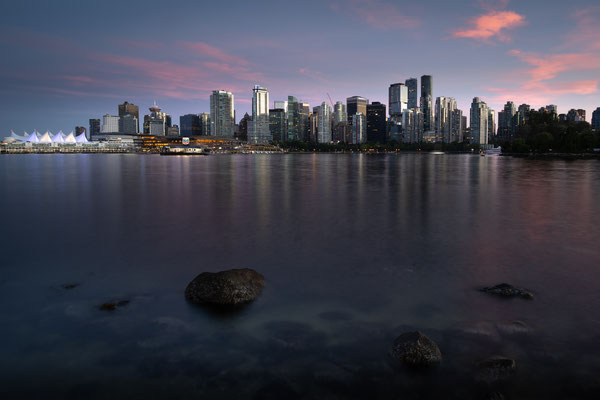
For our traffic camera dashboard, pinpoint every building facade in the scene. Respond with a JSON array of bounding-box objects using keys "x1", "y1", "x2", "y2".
[
  {"x1": 351, "y1": 112, "x2": 367, "y2": 144},
  {"x1": 89, "y1": 119, "x2": 100, "y2": 139},
  {"x1": 434, "y1": 96, "x2": 457, "y2": 143},
  {"x1": 366, "y1": 102, "x2": 387, "y2": 143},
  {"x1": 118, "y1": 101, "x2": 139, "y2": 133},
  {"x1": 405, "y1": 78, "x2": 418, "y2": 109},
  {"x1": 470, "y1": 97, "x2": 489, "y2": 145},
  {"x1": 101, "y1": 114, "x2": 120, "y2": 133},
  {"x1": 210, "y1": 90, "x2": 235, "y2": 137},
  {"x1": 180, "y1": 114, "x2": 201, "y2": 136},
  {"x1": 317, "y1": 102, "x2": 332, "y2": 143},
  {"x1": 592, "y1": 107, "x2": 600, "y2": 131},
  {"x1": 389, "y1": 83, "x2": 408, "y2": 118},
  {"x1": 248, "y1": 85, "x2": 271, "y2": 144},
  {"x1": 269, "y1": 108, "x2": 286, "y2": 142},
  {"x1": 347, "y1": 96, "x2": 369, "y2": 122},
  {"x1": 420, "y1": 75, "x2": 433, "y2": 132}
]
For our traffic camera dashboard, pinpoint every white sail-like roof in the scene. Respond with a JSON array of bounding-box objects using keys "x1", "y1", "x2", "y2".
[
  {"x1": 26, "y1": 131, "x2": 40, "y2": 143},
  {"x1": 10, "y1": 130, "x2": 27, "y2": 142},
  {"x1": 52, "y1": 131, "x2": 65, "y2": 143},
  {"x1": 39, "y1": 131, "x2": 53, "y2": 143},
  {"x1": 64, "y1": 132, "x2": 76, "y2": 143},
  {"x1": 75, "y1": 132, "x2": 88, "y2": 143}
]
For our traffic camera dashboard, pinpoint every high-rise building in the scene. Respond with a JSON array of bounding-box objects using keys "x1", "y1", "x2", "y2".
[
  {"x1": 405, "y1": 78, "x2": 418, "y2": 109},
  {"x1": 567, "y1": 108, "x2": 586, "y2": 122},
  {"x1": 317, "y1": 102, "x2": 332, "y2": 143},
  {"x1": 287, "y1": 96, "x2": 300, "y2": 142},
  {"x1": 144, "y1": 102, "x2": 167, "y2": 136},
  {"x1": 309, "y1": 109, "x2": 319, "y2": 143},
  {"x1": 101, "y1": 114, "x2": 120, "y2": 133},
  {"x1": 180, "y1": 114, "x2": 201, "y2": 136},
  {"x1": 166, "y1": 125, "x2": 180, "y2": 137},
  {"x1": 248, "y1": 85, "x2": 271, "y2": 144},
  {"x1": 89, "y1": 119, "x2": 100, "y2": 139},
  {"x1": 516, "y1": 104, "x2": 530, "y2": 127},
  {"x1": 402, "y1": 108, "x2": 423, "y2": 143},
  {"x1": 75, "y1": 126, "x2": 86, "y2": 138},
  {"x1": 274, "y1": 100, "x2": 288, "y2": 117},
  {"x1": 347, "y1": 96, "x2": 369, "y2": 121},
  {"x1": 351, "y1": 112, "x2": 367, "y2": 144},
  {"x1": 498, "y1": 101, "x2": 517, "y2": 142},
  {"x1": 269, "y1": 108, "x2": 286, "y2": 142},
  {"x1": 119, "y1": 114, "x2": 138, "y2": 134},
  {"x1": 435, "y1": 96, "x2": 457, "y2": 143},
  {"x1": 451, "y1": 109, "x2": 464, "y2": 143},
  {"x1": 299, "y1": 102, "x2": 310, "y2": 142},
  {"x1": 389, "y1": 83, "x2": 408, "y2": 118},
  {"x1": 420, "y1": 75, "x2": 433, "y2": 132},
  {"x1": 118, "y1": 101, "x2": 139, "y2": 133},
  {"x1": 210, "y1": 90, "x2": 235, "y2": 137},
  {"x1": 236, "y1": 113, "x2": 250, "y2": 141},
  {"x1": 592, "y1": 107, "x2": 600, "y2": 131},
  {"x1": 199, "y1": 113, "x2": 211, "y2": 136},
  {"x1": 488, "y1": 109, "x2": 496, "y2": 143},
  {"x1": 366, "y1": 102, "x2": 387, "y2": 143},
  {"x1": 333, "y1": 101, "x2": 347, "y2": 125},
  {"x1": 470, "y1": 97, "x2": 489, "y2": 145}
]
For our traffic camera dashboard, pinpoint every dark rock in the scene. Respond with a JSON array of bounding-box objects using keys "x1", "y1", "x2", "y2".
[
  {"x1": 62, "y1": 283, "x2": 80, "y2": 290},
  {"x1": 99, "y1": 299, "x2": 130, "y2": 311},
  {"x1": 496, "y1": 320, "x2": 531, "y2": 335},
  {"x1": 390, "y1": 331, "x2": 442, "y2": 366},
  {"x1": 185, "y1": 268, "x2": 264, "y2": 306},
  {"x1": 480, "y1": 283, "x2": 534, "y2": 299},
  {"x1": 476, "y1": 356, "x2": 516, "y2": 383},
  {"x1": 486, "y1": 392, "x2": 505, "y2": 400}
]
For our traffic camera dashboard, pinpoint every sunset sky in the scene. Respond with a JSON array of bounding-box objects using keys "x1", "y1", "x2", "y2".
[{"x1": 1, "y1": 0, "x2": 599, "y2": 133}]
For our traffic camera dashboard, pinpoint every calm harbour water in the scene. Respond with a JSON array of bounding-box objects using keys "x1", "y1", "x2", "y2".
[{"x1": 1, "y1": 153, "x2": 599, "y2": 399}]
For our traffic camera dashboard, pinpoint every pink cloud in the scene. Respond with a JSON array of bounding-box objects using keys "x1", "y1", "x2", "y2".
[
  {"x1": 179, "y1": 42, "x2": 248, "y2": 66},
  {"x1": 509, "y1": 50, "x2": 600, "y2": 83},
  {"x1": 452, "y1": 11, "x2": 525, "y2": 42},
  {"x1": 329, "y1": 0, "x2": 419, "y2": 30},
  {"x1": 563, "y1": 8, "x2": 600, "y2": 51}
]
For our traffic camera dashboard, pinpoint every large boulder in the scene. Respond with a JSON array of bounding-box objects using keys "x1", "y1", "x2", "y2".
[
  {"x1": 475, "y1": 356, "x2": 516, "y2": 383},
  {"x1": 480, "y1": 283, "x2": 534, "y2": 300},
  {"x1": 185, "y1": 268, "x2": 264, "y2": 306},
  {"x1": 390, "y1": 331, "x2": 442, "y2": 367}
]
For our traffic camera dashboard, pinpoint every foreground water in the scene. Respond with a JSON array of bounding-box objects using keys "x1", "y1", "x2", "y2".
[{"x1": 1, "y1": 153, "x2": 599, "y2": 399}]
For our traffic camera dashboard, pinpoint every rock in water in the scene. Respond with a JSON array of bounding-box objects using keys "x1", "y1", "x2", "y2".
[
  {"x1": 480, "y1": 283, "x2": 534, "y2": 299},
  {"x1": 390, "y1": 331, "x2": 442, "y2": 366},
  {"x1": 185, "y1": 268, "x2": 264, "y2": 305},
  {"x1": 476, "y1": 356, "x2": 516, "y2": 383}
]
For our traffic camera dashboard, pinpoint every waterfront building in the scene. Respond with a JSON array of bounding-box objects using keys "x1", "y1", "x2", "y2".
[
  {"x1": 366, "y1": 102, "x2": 387, "y2": 143},
  {"x1": 308, "y1": 110, "x2": 318, "y2": 143},
  {"x1": 299, "y1": 102, "x2": 311, "y2": 142},
  {"x1": 388, "y1": 119, "x2": 403, "y2": 143},
  {"x1": 434, "y1": 96, "x2": 457, "y2": 143},
  {"x1": 287, "y1": 96, "x2": 300, "y2": 142},
  {"x1": 333, "y1": 101, "x2": 347, "y2": 125},
  {"x1": 180, "y1": 114, "x2": 201, "y2": 136},
  {"x1": 592, "y1": 107, "x2": 600, "y2": 131},
  {"x1": 470, "y1": 97, "x2": 489, "y2": 145},
  {"x1": 405, "y1": 78, "x2": 418, "y2": 109},
  {"x1": 119, "y1": 114, "x2": 138, "y2": 134},
  {"x1": 199, "y1": 113, "x2": 210, "y2": 136},
  {"x1": 166, "y1": 125, "x2": 179, "y2": 137},
  {"x1": 347, "y1": 96, "x2": 369, "y2": 122},
  {"x1": 89, "y1": 119, "x2": 100, "y2": 139},
  {"x1": 516, "y1": 104, "x2": 530, "y2": 127},
  {"x1": 274, "y1": 100, "x2": 288, "y2": 116},
  {"x1": 420, "y1": 75, "x2": 433, "y2": 132},
  {"x1": 333, "y1": 121, "x2": 351, "y2": 143},
  {"x1": 488, "y1": 109, "x2": 496, "y2": 143},
  {"x1": 210, "y1": 90, "x2": 235, "y2": 137},
  {"x1": 451, "y1": 109, "x2": 464, "y2": 143},
  {"x1": 498, "y1": 101, "x2": 517, "y2": 142},
  {"x1": 101, "y1": 114, "x2": 120, "y2": 133},
  {"x1": 402, "y1": 108, "x2": 424, "y2": 143},
  {"x1": 118, "y1": 101, "x2": 139, "y2": 133},
  {"x1": 143, "y1": 102, "x2": 167, "y2": 136},
  {"x1": 269, "y1": 108, "x2": 286, "y2": 142},
  {"x1": 317, "y1": 102, "x2": 332, "y2": 143},
  {"x1": 389, "y1": 83, "x2": 408, "y2": 118},
  {"x1": 351, "y1": 112, "x2": 367, "y2": 144},
  {"x1": 75, "y1": 126, "x2": 86, "y2": 138},
  {"x1": 237, "y1": 113, "x2": 251, "y2": 141},
  {"x1": 248, "y1": 85, "x2": 271, "y2": 144}
]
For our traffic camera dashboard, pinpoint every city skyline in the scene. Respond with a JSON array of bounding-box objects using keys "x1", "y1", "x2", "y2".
[{"x1": 1, "y1": 0, "x2": 599, "y2": 133}]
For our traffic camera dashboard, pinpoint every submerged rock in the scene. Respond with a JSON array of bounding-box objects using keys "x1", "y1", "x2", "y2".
[
  {"x1": 99, "y1": 299, "x2": 130, "y2": 311},
  {"x1": 475, "y1": 356, "x2": 516, "y2": 383},
  {"x1": 496, "y1": 320, "x2": 531, "y2": 335},
  {"x1": 480, "y1": 283, "x2": 534, "y2": 299},
  {"x1": 62, "y1": 283, "x2": 80, "y2": 290},
  {"x1": 390, "y1": 331, "x2": 442, "y2": 367},
  {"x1": 185, "y1": 268, "x2": 264, "y2": 306}
]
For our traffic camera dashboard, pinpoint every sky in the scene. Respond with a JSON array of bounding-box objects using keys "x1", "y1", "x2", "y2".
[{"x1": 1, "y1": 0, "x2": 599, "y2": 133}]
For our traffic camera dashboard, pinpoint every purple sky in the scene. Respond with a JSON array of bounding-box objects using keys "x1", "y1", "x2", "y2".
[{"x1": 1, "y1": 0, "x2": 599, "y2": 133}]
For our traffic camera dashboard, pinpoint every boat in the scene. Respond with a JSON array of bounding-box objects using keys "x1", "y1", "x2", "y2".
[
  {"x1": 485, "y1": 146, "x2": 502, "y2": 156},
  {"x1": 160, "y1": 146, "x2": 210, "y2": 155}
]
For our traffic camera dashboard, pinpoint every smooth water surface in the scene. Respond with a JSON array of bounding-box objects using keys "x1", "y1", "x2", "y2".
[{"x1": 1, "y1": 153, "x2": 599, "y2": 399}]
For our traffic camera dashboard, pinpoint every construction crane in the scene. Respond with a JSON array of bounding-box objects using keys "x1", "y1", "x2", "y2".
[{"x1": 327, "y1": 93, "x2": 335, "y2": 109}]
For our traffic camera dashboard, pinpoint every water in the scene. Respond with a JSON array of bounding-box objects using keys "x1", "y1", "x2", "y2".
[{"x1": 1, "y1": 153, "x2": 599, "y2": 399}]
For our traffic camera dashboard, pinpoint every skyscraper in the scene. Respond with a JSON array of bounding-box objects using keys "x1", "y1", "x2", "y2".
[
  {"x1": 119, "y1": 114, "x2": 138, "y2": 134},
  {"x1": 498, "y1": 101, "x2": 517, "y2": 142},
  {"x1": 434, "y1": 96, "x2": 457, "y2": 143},
  {"x1": 75, "y1": 126, "x2": 86, "y2": 137},
  {"x1": 488, "y1": 109, "x2": 496, "y2": 143},
  {"x1": 118, "y1": 101, "x2": 139, "y2": 133},
  {"x1": 299, "y1": 102, "x2": 311, "y2": 142},
  {"x1": 269, "y1": 108, "x2": 286, "y2": 142},
  {"x1": 592, "y1": 107, "x2": 600, "y2": 131},
  {"x1": 199, "y1": 113, "x2": 210, "y2": 136},
  {"x1": 249, "y1": 85, "x2": 271, "y2": 144},
  {"x1": 346, "y1": 96, "x2": 369, "y2": 121},
  {"x1": 144, "y1": 102, "x2": 167, "y2": 136},
  {"x1": 405, "y1": 78, "x2": 418, "y2": 109},
  {"x1": 420, "y1": 75, "x2": 433, "y2": 132},
  {"x1": 180, "y1": 114, "x2": 201, "y2": 136},
  {"x1": 88, "y1": 119, "x2": 100, "y2": 139},
  {"x1": 402, "y1": 108, "x2": 424, "y2": 143},
  {"x1": 274, "y1": 100, "x2": 288, "y2": 116},
  {"x1": 210, "y1": 90, "x2": 235, "y2": 137},
  {"x1": 351, "y1": 113, "x2": 367, "y2": 144},
  {"x1": 389, "y1": 83, "x2": 408, "y2": 118},
  {"x1": 366, "y1": 102, "x2": 387, "y2": 143},
  {"x1": 451, "y1": 109, "x2": 464, "y2": 143},
  {"x1": 287, "y1": 96, "x2": 300, "y2": 142},
  {"x1": 333, "y1": 101, "x2": 347, "y2": 125},
  {"x1": 101, "y1": 114, "x2": 120, "y2": 133},
  {"x1": 317, "y1": 102, "x2": 332, "y2": 143},
  {"x1": 470, "y1": 97, "x2": 489, "y2": 145}
]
